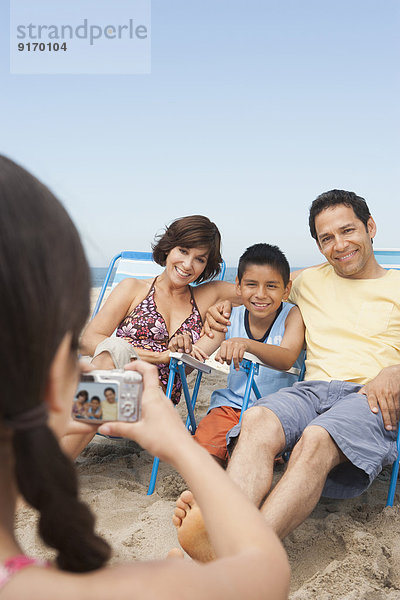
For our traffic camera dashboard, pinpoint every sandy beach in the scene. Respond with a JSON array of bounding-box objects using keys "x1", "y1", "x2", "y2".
[{"x1": 15, "y1": 289, "x2": 400, "y2": 599}]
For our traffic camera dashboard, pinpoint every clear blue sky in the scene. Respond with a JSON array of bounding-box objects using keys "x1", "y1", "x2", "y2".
[{"x1": 1, "y1": 0, "x2": 399, "y2": 267}]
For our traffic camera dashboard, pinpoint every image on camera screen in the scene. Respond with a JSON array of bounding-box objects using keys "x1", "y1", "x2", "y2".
[{"x1": 73, "y1": 381, "x2": 118, "y2": 421}]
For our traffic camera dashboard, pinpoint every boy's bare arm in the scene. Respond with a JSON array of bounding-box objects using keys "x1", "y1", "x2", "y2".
[
  {"x1": 248, "y1": 306, "x2": 305, "y2": 370},
  {"x1": 218, "y1": 306, "x2": 305, "y2": 371},
  {"x1": 191, "y1": 329, "x2": 226, "y2": 362}
]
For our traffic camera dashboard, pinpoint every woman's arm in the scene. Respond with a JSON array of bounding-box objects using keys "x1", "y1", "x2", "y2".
[
  {"x1": 81, "y1": 278, "x2": 144, "y2": 357},
  {"x1": 193, "y1": 280, "x2": 237, "y2": 318}
]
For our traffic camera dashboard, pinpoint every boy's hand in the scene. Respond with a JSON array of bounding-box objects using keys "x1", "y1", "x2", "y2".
[
  {"x1": 191, "y1": 345, "x2": 209, "y2": 362},
  {"x1": 203, "y1": 301, "x2": 232, "y2": 338},
  {"x1": 216, "y1": 338, "x2": 248, "y2": 371},
  {"x1": 169, "y1": 332, "x2": 193, "y2": 354}
]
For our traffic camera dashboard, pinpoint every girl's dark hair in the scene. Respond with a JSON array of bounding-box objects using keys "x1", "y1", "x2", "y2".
[
  {"x1": 77, "y1": 390, "x2": 89, "y2": 402},
  {"x1": 152, "y1": 215, "x2": 222, "y2": 284},
  {"x1": 0, "y1": 156, "x2": 110, "y2": 571}
]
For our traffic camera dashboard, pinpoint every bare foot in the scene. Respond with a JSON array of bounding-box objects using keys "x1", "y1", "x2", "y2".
[{"x1": 172, "y1": 490, "x2": 216, "y2": 562}]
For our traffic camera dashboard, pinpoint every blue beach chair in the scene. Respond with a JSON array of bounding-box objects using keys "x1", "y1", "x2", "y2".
[
  {"x1": 92, "y1": 251, "x2": 226, "y2": 494},
  {"x1": 92, "y1": 251, "x2": 164, "y2": 319},
  {"x1": 373, "y1": 249, "x2": 400, "y2": 506}
]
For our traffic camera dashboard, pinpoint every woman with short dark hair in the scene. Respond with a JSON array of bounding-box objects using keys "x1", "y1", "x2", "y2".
[{"x1": 81, "y1": 215, "x2": 234, "y2": 404}]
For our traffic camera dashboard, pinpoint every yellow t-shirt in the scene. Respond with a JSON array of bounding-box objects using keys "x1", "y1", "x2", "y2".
[
  {"x1": 290, "y1": 264, "x2": 400, "y2": 384},
  {"x1": 101, "y1": 399, "x2": 118, "y2": 421}
]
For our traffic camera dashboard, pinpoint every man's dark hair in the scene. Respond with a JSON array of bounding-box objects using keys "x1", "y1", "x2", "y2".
[
  {"x1": 237, "y1": 243, "x2": 290, "y2": 286},
  {"x1": 309, "y1": 190, "x2": 371, "y2": 241},
  {"x1": 104, "y1": 387, "x2": 116, "y2": 395}
]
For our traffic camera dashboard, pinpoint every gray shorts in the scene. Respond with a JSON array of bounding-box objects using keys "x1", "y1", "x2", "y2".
[{"x1": 226, "y1": 380, "x2": 398, "y2": 499}]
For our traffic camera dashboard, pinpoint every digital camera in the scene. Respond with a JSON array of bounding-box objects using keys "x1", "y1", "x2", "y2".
[{"x1": 73, "y1": 369, "x2": 142, "y2": 423}]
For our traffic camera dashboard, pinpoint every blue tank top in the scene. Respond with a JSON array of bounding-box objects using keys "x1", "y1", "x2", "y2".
[{"x1": 209, "y1": 303, "x2": 304, "y2": 411}]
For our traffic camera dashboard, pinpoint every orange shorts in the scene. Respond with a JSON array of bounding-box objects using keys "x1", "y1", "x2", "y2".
[{"x1": 194, "y1": 406, "x2": 242, "y2": 461}]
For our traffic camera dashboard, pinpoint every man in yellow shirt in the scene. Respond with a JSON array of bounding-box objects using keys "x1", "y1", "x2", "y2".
[{"x1": 173, "y1": 190, "x2": 400, "y2": 559}]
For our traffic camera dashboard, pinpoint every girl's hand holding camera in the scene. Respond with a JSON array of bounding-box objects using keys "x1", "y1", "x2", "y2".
[{"x1": 98, "y1": 360, "x2": 190, "y2": 463}]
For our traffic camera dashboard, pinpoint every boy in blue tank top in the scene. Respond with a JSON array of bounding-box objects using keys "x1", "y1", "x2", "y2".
[{"x1": 190, "y1": 243, "x2": 305, "y2": 466}]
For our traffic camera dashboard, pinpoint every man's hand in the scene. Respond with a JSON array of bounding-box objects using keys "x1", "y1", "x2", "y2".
[
  {"x1": 203, "y1": 300, "x2": 232, "y2": 338},
  {"x1": 216, "y1": 338, "x2": 248, "y2": 371},
  {"x1": 358, "y1": 364, "x2": 400, "y2": 431}
]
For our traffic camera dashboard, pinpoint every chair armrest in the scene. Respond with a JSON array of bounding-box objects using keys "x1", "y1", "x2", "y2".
[
  {"x1": 169, "y1": 352, "x2": 213, "y2": 374},
  {"x1": 242, "y1": 352, "x2": 301, "y2": 376}
]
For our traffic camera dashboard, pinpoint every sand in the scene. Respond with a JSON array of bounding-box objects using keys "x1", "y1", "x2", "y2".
[{"x1": 14, "y1": 289, "x2": 400, "y2": 598}]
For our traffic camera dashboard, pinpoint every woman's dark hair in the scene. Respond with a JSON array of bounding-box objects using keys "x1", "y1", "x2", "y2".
[
  {"x1": 152, "y1": 215, "x2": 222, "y2": 284},
  {"x1": 0, "y1": 156, "x2": 110, "y2": 572},
  {"x1": 309, "y1": 189, "x2": 371, "y2": 242},
  {"x1": 76, "y1": 390, "x2": 89, "y2": 402}
]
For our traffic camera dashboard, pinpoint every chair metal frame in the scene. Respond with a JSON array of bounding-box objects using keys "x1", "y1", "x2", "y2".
[{"x1": 147, "y1": 353, "x2": 213, "y2": 494}]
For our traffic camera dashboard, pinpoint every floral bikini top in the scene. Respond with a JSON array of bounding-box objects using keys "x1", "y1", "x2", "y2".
[{"x1": 116, "y1": 278, "x2": 203, "y2": 404}]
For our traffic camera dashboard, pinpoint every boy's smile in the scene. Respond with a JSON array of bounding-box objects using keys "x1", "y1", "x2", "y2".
[{"x1": 236, "y1": 264, "x2": 291, "y2": 324}]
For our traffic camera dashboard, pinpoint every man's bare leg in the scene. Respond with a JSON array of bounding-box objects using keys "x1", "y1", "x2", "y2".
[
  {"x1": 173, "y1": 407, "x2": 285, "y2": 561},
  {"x1": 227, "y1": 407, "x2": 286, "y2": 505},
  {"x1": 260, "y1": 425, "x2": 346, "y2": 538}
]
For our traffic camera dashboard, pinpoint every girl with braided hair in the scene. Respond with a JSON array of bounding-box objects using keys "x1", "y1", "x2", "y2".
[{"x1": 0, "y1": 156, "x2": 289, "y2": 599}]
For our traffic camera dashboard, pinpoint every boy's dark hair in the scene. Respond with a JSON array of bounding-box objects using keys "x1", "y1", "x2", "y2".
[
  {"x1": 0, "y1": 155, "x2": 111, "y2": 572},
  {"x1": 91, "y1": 396, "x2": 101, "y2": 403},
  {"x1": 152, "y1": 215, "x2": 222, "y2": 283},
  {"x1": 237, "y1": 243, "x2": 290, "y2": 286},
  {"x1": 309, "y1": 190, "x2": 371, "y2": 241}
]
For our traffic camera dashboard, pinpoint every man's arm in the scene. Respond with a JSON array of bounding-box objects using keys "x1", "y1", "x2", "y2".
[{"x1": 358, "y1": 364, "x2": 400, "y2": 430}]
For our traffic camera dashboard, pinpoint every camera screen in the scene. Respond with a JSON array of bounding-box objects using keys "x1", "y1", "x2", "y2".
[{"x1": 74, "y1": 381, "x2": 118, "y2": 421}]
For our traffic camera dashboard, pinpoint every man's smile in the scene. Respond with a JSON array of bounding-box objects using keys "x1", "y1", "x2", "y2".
[{"x1": 335, "y1": 249, "x2": 358, "y2": 262}]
